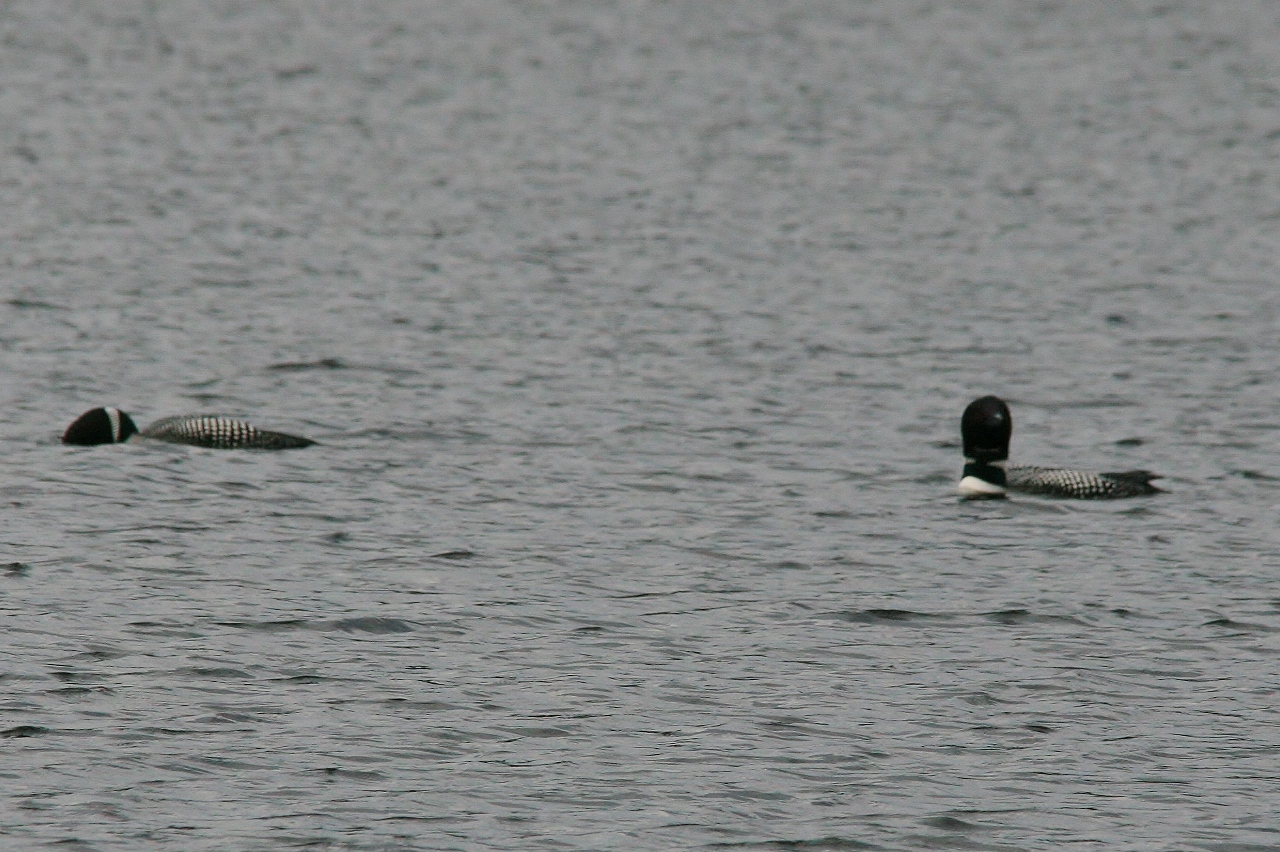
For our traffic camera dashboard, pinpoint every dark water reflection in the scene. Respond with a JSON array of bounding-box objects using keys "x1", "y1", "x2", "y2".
[{"x1": 3, "y1": 1, "x2": 1280, "y2": 849}]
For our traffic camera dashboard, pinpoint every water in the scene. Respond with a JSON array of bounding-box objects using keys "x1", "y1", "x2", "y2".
[{"x1": 3, "y1": 1, "x2": 1280, "y2": 849}]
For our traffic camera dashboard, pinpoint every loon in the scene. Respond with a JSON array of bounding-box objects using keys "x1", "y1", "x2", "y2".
[
  {"x1": 958, "y1": 396, "x2": 1160, "y2": 499},
  {"x1": 62, "y1": 407, "x2": 314, "y2": 450}
]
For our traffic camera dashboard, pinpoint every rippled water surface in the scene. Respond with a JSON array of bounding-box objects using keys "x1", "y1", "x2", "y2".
[{"x1": 4, "y1": 2, "x2": 1280, "y2": 849}]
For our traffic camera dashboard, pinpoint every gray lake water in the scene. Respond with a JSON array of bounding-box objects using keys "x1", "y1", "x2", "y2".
[{"x1": 3, "y1": 1, "x2": 1280, "y2": 849}]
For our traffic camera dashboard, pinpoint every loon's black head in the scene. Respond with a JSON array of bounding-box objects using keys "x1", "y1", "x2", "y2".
[
  {"x1": 961, "y1": 396, "x2": 1012, "y2": 463},
  {"x1": 62, "y1": 407, "x2": 139, "y2": 445},
  {"x1": 959, "y1": 396, "x2": 1012, "y2": 499}
]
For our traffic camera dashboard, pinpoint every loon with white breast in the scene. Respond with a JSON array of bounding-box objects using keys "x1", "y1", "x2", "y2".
[
  {"x1": 958, "y1": 396, "x2": 1160, "y2": 499},
  {"x1": 62, "y1": 407, "x2": 314, "y2": 450}
]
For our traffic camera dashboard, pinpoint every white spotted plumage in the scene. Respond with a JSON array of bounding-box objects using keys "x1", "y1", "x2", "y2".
[
  {"x1": 1006, "y1": 465, "x2": 1160, "y2": 499},
  {"x1": 141, "y1": 415, "x2": 314, "y2": 449}
]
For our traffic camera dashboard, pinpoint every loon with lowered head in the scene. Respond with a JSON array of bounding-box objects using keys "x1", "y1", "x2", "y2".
[
  {"x1": 958, "y1": 396, "x2": 1160, "y2": 499},
  {"x1": 62, "y1": 407, "x2": 314, "y2": 450}
]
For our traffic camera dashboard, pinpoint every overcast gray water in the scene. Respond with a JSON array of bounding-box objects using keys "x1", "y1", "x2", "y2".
[{"x1": 3, "y1": 1, "x2": 1280, "y2": 849}]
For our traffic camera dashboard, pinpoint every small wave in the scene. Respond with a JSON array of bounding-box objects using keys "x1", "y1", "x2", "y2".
[{"x1": 325, "y1": 617, "x2": 416, "y2": 634}]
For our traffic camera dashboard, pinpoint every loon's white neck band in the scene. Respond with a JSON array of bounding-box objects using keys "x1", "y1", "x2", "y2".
[
  {"x1": 105, "y1": 407, "x2": 123, "y2": 442},
  {"x1": 963, "y1": 458, "x2": 1006, "y2": 468}
]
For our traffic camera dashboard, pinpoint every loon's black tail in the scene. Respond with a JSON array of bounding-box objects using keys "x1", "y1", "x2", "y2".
[{"x1": 1100, "y1": 470, "x2": 1162, "y2": 495}]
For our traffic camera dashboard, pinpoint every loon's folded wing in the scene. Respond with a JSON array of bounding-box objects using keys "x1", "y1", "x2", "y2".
[
  {"x1": 1006, "y1": 466, "x2": 1161, "y2": 499},
  {"x1": 141, "y1": 415, "x2": 314, "y2": 450}
]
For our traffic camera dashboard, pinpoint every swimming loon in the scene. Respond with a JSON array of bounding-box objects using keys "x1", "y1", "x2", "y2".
[
  {"x1": 62, "y1": 407, "x2": 314, "y2": 450},
  {"x1": 958, "y1": 396, "x2": 1160, "y2": 499}
]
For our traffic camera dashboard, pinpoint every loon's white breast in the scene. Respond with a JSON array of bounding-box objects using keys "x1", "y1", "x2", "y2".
[{"x1": 957, "y1": 474, "x2": 1007, "y2": 498}]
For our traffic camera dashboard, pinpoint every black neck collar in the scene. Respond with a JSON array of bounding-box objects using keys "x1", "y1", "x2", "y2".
[{"x1": 962, "y1": 459, "x2": 1007, "y2": 487}]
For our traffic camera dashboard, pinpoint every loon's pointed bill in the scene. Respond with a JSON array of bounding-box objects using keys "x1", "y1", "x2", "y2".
[
  {"x1": 62, "y1": 408, "x2": 313, "y2": 450},
  {"x1": 957, "y1": 396, "x2": 1160, "y2": 500}
]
